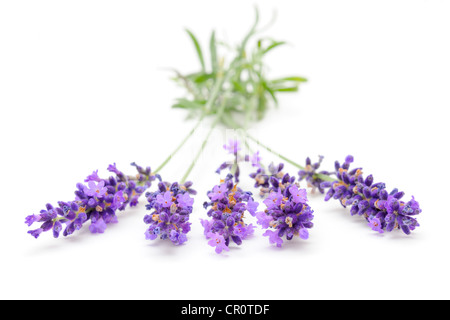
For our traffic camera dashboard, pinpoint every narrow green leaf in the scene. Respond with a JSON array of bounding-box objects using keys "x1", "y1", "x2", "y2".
[
  {"x1": 271, "y1": 76, "x2": 308, "y2": 83},
  {"x1": 261, "y1": 81, "x2": 278, "y2": 105},
  {"x1": 185, "y1": 29, "x2": 206, "y2": 73},
  {"x1": 262, "y1": 40, "x2": 287, "y2": 55},
  {"x1": 231, "y1": 80, "x2": 247, "y2": 94},
  {"x1": 172, "y1": 98, "x2": 205, "y2": 110},
  {"x1": 238, "y1": 6, "x2": 260, "y2": 59},
  {"x1": 184, "y1": 72, "x2": 214, "y2": 84},
  {"x1": 210, "y1": 30, "x2": 218, "y2": 73},
  {"x1": 272, "y1": 86, "x2": 299, "y2": 92}
]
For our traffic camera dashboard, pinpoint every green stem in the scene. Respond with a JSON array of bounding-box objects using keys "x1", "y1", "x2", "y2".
[
  {"x1": 179, "y1": 69, "x2": 232, "y2": 183},
  {"x1": 154, "y1": 62, "x2": 231, "y2": 177},
  {"x1": 221, "y1": 115, "x2": 334, "y2": 182},
  {"x1": 246, "y1": 134, "x2": 334, "y2": 182},
  {"x1": 179, "y1": 95, "x2": 230, "y2": 183},
  {"x1": 180, "y1": 119, "x2": 218, "y2": 184},
  {"x1": 154, "y1": 115, "x2": 204, "y2": 174},
  {"x1": 205, "y1": 69, "x2": 227, "y2": 114},
  {"x1": 245, "y1": 133, "x2": 303, "y2": 168}
]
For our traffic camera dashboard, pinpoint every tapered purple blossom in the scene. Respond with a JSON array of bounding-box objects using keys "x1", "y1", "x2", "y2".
[
  {"x1": 209, "y1": 183, "x2": 228, "y2": 201},
  {"x1": 289, "y1": 185, "x2": 307, "y2": 204},
  {"x1": 25, "y1": 163, "x2": 157, "y2": 239},
  {"x1": 202, "y1": 174, "x2": 259, "y2": 254},
  {"x1": 112, "y1": 190, "x2": 126, "y2": 210},
  {"x1": 250, "y1": 162, "x2": 285, "y2": 197},
  {"x1": 368, "y1": 217, "x2": 384, "y2": 233},
  {"x1": 263, "y1": 230, "x2": 283, "y2": 247},
  {"x1": 250, "y1": 151, "x2": 262, "y2": 168},
  {"x1": 223, "y1": 139, "x2": 241, "y2": 154},
  {"x1": 320, "y1": 155, "x2": 421, "y2": 235},
  {"x1": 144, "y1": 181, "x2": 195, "y2": 245},
  {"x1": 256, "y1": 211, "x2": 273, "y2": 229},
  {"x1": 263, "y1": 189, "x2": 283, "y2": 209},
  {"x1": 156, "y1": 191, "x2": 174, "y2": 208},
  {"x1": 83, "y1": 180, "x2": 107, "y2": 198},
  {"x1": 251, "y1": 162, "x2": 315, "y2": 246},
  {"x1": 84, "y1": 170, "x2": 101, "y2": 182},
  {"x1": 89, "y1": 218, "x2": 107, "y2": 234},
  {"x1": 298, "y1": 156, "x2": 331, "y2": 194},
  {"x1": 177, "y1": 192, "x2": 194, "y2": 208},
  {"x1": 207, "y1": 232, "x2": 229, "y2": 254}
]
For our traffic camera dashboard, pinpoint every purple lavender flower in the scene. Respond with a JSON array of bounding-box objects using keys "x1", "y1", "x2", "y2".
[
  {"x1": 177, "y1": 192, "x2": 194, "y2": 208},
  {"x1": 289, "y1": 185, "x2": 307, "y2": 204},
  {"x1": 200, "y1": 218, "x2": 213, "y2": 236},
  {"x1": 216, "y1": 139, "x2": 254, "y2": 183},
  {"x1": 320, "y1": 155, "x2": 421, "y2": 235},
  {"x1": 251, "y1": 162, "x2": 315, "y2": 247},
  {"x1": 256, "y1": 211, "x2": 273, "y2": 229},
  {"x1": 207, "y1": 232, "x2": 229, "y2": 254},
  {"x1": 298, "y1": 156, "x2": 331, "y2": 194},
  {"x1": 368, "y1": 217, "x2": 384, "y2": 233},
  {"x1": 250, "y1": 151, "x2": 262, "y2": 168},
  {"x1": 250, "y1": 162, "x2": 285, "y2": 197},
  {"x1": 84, "y1": 170, "x2": 101, "y2": 182},
  {"x1": 83, "y1": 180, "x2": 107, "y2": 198},
  {"x1": 263, "y1": 230, "x2": 283, "y2": 247},
  {"x1": 25, "y1": 162, "x2": 157, "y2": 239},
  {"x1": 89, "y1": 218, "x2": 107, "y2": 234},
  {"x1": 223, "y1": 139, "x2": 241, "y2": 154},
  {"x1": 144, "y1": 181, "x2": 195, "y2": 245},
  {"x1": 112, "y1": 190, "x2": 126, "y2": 210},
  {"x1": 169, "y1": 230, "x2": 188, "y2": 245},
  {"x1": 202, "y1": 174, "x2": 259, "y2": 254},
  {"x1": 156, "y1": 191, "x2": 174, "y2": 208},
  {"x1": 25, "y1": 214, "x2": 41, "y2": 227},
  {"x1": 208, "y1": 183, "x2": 228, "y2": 201},
  {"x1": 246, "y1": 198, "x2": 259, "y2": 216},
  {"x1": 263, "y1": 189, "x2": 283, "y2": 209},
  {"x1": 28, "y1": 228, "x2": 43, "y2": 239}
]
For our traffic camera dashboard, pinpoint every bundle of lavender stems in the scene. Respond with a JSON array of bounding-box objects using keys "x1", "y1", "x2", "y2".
[{"x1": 25, "y1": 9, "x2": 421, "y2": 253}]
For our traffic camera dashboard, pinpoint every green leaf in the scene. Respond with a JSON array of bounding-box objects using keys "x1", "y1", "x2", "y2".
[
  {"x1": 261, "y1": 81, "x2": 278, "y2": 105},
  {"x1": 262, "y1": 40, "x2": 287, "y2": 55},
  {"x1": 270, "y1": 76, "x2": 308, "y2": 83},
  {"x1": 185, "y1": 29, "x2": 206, "y2": 73},
  {"x1": 271, "y1": 86, "x2": 299, "y2": 92},
  {"x1": 231, "y1": 80, "x2": 247, "y2": 94},
  {"x1": 210, "y1": 30, "x2": 218, "y2": 73},
  {"x1": 172, "y1": 98, "x2": 205, "y2": 110},
  {"x1": 238, "y1": 6, "x2": 260, "y2": 59},
  {"x1": 185, "y1": 72, "x2": 214, "y2": 84}
]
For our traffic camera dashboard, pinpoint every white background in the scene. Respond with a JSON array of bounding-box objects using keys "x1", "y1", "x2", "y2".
[{"x1": 1, "y1": 0, "x2": 449, "y2": 300}]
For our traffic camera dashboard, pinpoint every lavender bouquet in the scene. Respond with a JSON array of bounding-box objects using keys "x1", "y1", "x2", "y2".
[{"x1": 25, "y1": 8, "x2": 421, "y2": 246}]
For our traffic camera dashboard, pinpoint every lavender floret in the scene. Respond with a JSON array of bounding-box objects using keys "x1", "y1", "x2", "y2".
[
  {"x1": 298, "y1": 155, "x2": 331, "y2": 194},
  {"x1": 320, "y1": 155, "x2": 421, "y2": 235}
]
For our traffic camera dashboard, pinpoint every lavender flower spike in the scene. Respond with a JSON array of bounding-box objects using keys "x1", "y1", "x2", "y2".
[
  {"x1": 25, "y1": 163, "x2": 157, "y2": 239},
  {"x1": 202, "y1": 174, "x2": 258, "y2": 254},
  {"x1": 320, "y1": 155, "x2": 421, "y2": 235},
  {"x1": 298, "y1": 155, "x2": 332, "y2": 194},
  {"x1": 144, "y1": 181, "x2": 196, "y2": 245},
  {"x1": 251, "y1": 162, "x2": 315, "y2": 247}
]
